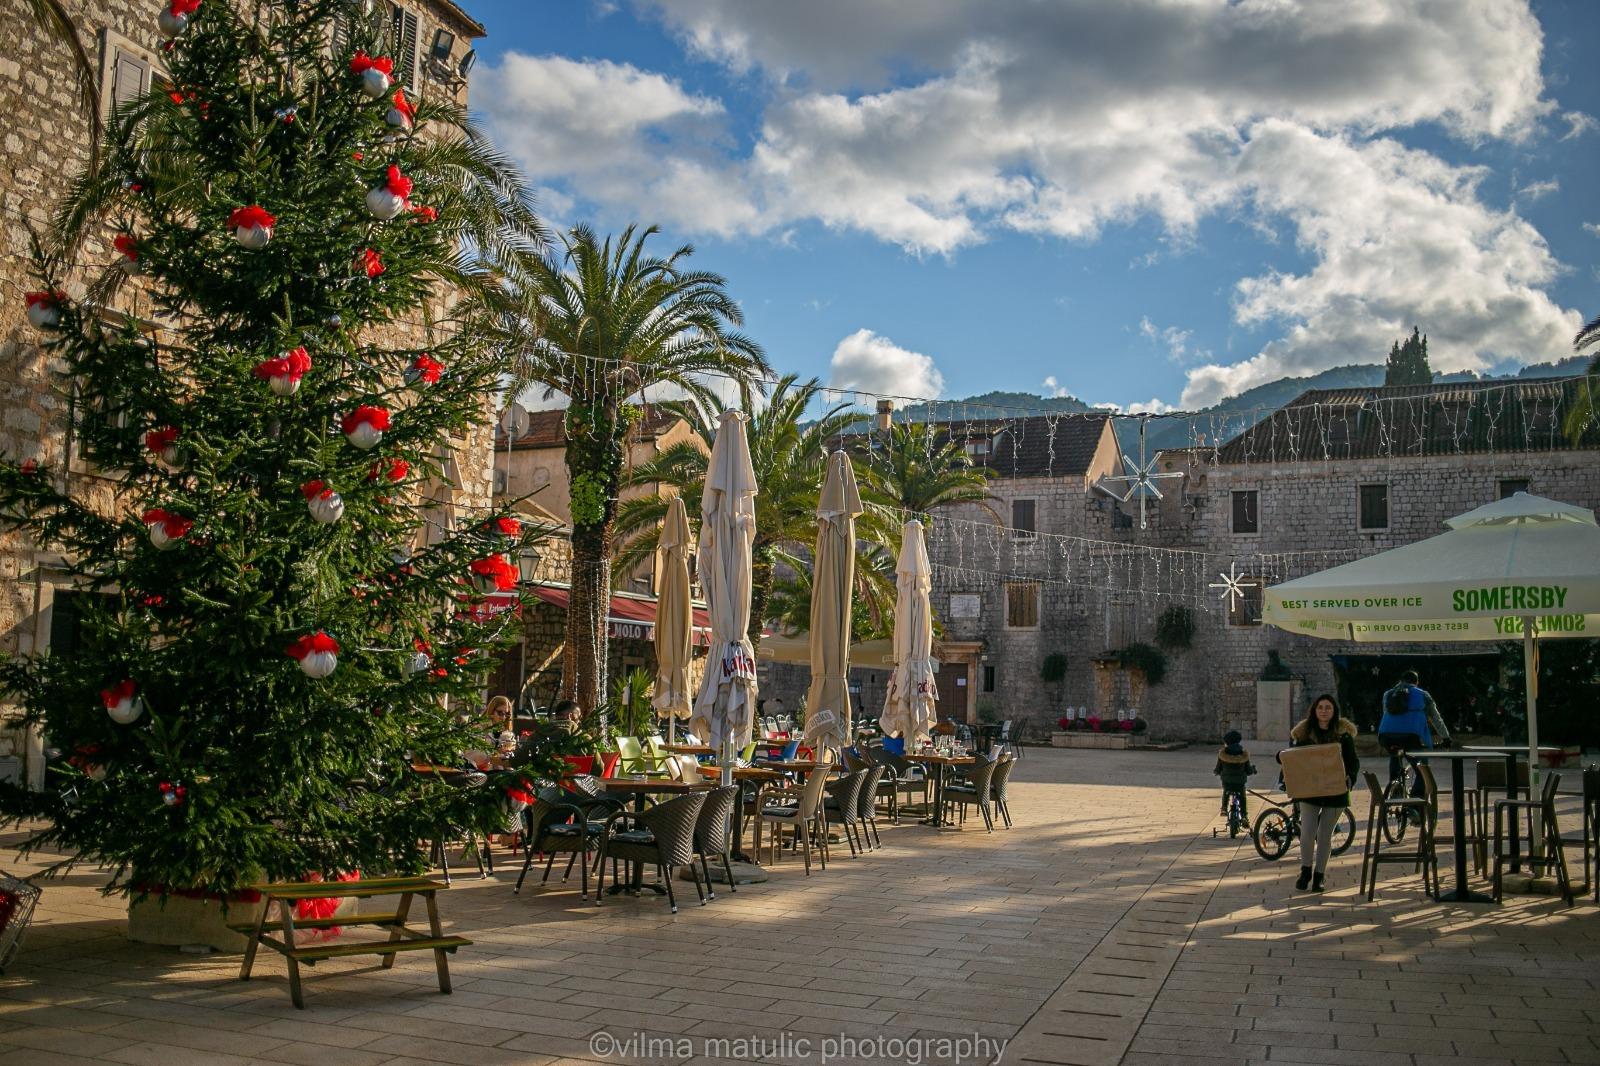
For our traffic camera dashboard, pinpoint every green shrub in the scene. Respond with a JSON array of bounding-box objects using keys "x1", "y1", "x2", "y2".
[
  {"x1": 1154, "y1": 605, "x2": 1195, "y2": 650},
  {"x1": 1118, "y1": 642, "x2": 1168, "y2": 686},
  {"x1": 1040, "y1": 653, "x2": 1069, "y2": 683}
]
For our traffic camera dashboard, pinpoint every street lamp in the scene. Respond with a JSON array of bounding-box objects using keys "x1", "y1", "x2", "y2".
[{"x1": 516, "y1": 544, "x2": 541, "y2": 585}]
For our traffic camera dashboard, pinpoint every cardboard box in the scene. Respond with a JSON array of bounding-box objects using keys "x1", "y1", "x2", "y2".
[{"x1": 1280, "y1": 743, "x2": 1347, "y2": 799}]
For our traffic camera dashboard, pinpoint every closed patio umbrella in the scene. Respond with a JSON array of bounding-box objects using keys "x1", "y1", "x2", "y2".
[
  {"x1": 803, "y1": 450, "x2": 863, "y2": 761},
  {"x1": 880, "y1": 518, "x2": 938, "y2": 746},
  {"x1": 1264, "y1": 492, "x2": 1600, "y2": 837},
  {"x1": 653, "y1": 495, "x2": 694, "y2": 744},
  {"x1": 689, "y1": 410, "x2": 760, "y2": 784}
]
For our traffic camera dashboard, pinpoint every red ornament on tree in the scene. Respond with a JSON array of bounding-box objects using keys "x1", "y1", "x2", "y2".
[
  {"x1": 468, "y1": 554, "x2": 519, "y2": 594},
  {"x1": 404, "y1": 353, "x2": 443, "y2": 387},
  {"x1": 367, "y1": 457, "x2": 409, "y2": 483},
  {"x1": 157, "y1": 0, "x2": 200, "y2": 39},
  {"x1": 24, "y1": 290, "x2": 65, "y2": 330},
  {"x1": 366, "y1": 165, "x2": 413, "y2": 220},
  {"x1": 228, "y1": 205, "x2": 275, "y2": 249},
  {"x1": 253, "y1": 347, "x2": 311, "y2": 395},
  {"x1": 342, "y1": 405, "x2": 390, "y2": 450},
  {"x1": 300, "y1": 479, "x2": 345, "y2": 524},
  {"x1": 142, "y1": 508, "x2": 193, "y2": 549},
  {"x1": 411, "y1": 204, "x2": 438, "y2": 224},
  {"x1": 386, "y1": 87, "x2": 415, "y2": 131},
  {"x1": 101, "y1": 679, "x2": 144, "y2": 725},
  {"x1": 489, "y1": 516, "x2": 522, "y2": 538},
  {"x1": 158, "y1": 781, "x2": 188, "y2": 807},
  {"x1": 349, "y1": 51, "x2": 394, "y2": 98},
  {"x1": 114, "y1": 233, "x2": 142, "y2": 274},
  {"x1": 358, "y1": 247, "x2": 385, "y2": 278},
  {"x1": 286, "y1": 631, "x2": 340, "y2": 679},
  {"x1": 144, "y1": 426, "x2": 181, "y2": 468}
]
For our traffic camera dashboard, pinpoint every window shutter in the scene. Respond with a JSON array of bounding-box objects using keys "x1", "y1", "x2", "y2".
[
  {"x1": 110, "y1": 47, "x2": 150, "y2": 111},
  {"x1": 331, "y1": 14, "x2": 351, "y2": 59},
  {"x1": 390, "y1": 4, "x2": 420, "y2": 89}
]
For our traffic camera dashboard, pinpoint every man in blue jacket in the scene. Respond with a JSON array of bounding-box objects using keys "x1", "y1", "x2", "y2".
[{"x1": 1377, "y1": 670, "x2": 1451, "y2": 795}]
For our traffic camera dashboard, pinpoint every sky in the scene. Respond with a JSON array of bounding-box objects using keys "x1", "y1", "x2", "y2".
[{"x1": 462, "y1": 0, "x2": 1600, "y2": 414}]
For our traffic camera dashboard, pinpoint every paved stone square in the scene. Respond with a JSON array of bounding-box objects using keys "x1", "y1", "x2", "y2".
[{"x1": 0, "y1": 747, "x2": 1594, "y2": 1066}]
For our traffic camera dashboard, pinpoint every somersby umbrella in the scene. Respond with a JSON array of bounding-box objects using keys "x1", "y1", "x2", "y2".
[
  {"x1": 689, "y1": 410, "x2": 760, "y2": 782},
  {"x1": 653, "y1": 495, "x2": 694, "y2": 744},
  {"x1": 1264, "y1": 493, "x2": 1600, "y2": 791},
  {"x1": 880, "y1": 519, "x2": 938, "y2": 746},
  {"x1": 802, "y1": 450, "x2": 862, "y2": 760}
]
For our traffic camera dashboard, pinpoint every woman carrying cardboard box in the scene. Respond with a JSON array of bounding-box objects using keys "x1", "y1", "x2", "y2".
[{"x1": 1285, "y1": 695, "x2": 1360, "y2": 893}]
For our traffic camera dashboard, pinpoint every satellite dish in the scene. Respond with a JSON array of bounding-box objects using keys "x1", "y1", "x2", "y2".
[{"x1": 498, "y1": 402, "x2": 531, "y2": 440}]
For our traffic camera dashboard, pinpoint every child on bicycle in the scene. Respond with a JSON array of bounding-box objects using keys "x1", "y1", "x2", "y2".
[{"x1": 1214, "y1": 730, "x2": 1256, "y2": 820}]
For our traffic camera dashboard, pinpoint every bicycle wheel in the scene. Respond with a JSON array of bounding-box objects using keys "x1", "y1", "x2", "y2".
[
  {"x1": 1381, "y1": 778, "x2": 1410, "y2": 844},
  {"x1": 1252, "y1": 807, "x2": 1293, "y2": 861},
  {"x1": 1227, "y1": 796, "x2": 1244, "y2": 838},
  {"x1": 1330, "y1": 807, "x2": 1357, "y2": 855}
]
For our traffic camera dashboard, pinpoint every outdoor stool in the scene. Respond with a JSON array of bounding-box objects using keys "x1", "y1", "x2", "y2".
[
  {"x1": 1359, "y1": 770, "x2": 1438, "y2": 900},
  {"x1": 1492, "y1": 772, "x2": 1575, "y2": 906},
  {"x1": 1553, "y1": 767, "x2": 1599, "y2": 901}
]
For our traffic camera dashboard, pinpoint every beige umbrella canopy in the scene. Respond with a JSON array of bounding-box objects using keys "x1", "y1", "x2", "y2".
[
  {"x1": 653, "y1": 495, "x2": 694, "y2": 740},
  {"x1": 880, "y1": 518, "x2": 938, "y2": 746},
  {"x1": 803, "y1": 450, "x2": 863, "y2": 759},
  {"x1": 689, "y1": 411, "x2": 760, "y2": 775}
]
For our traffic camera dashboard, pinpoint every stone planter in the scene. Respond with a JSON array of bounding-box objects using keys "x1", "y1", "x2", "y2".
[
  {"x1": 1050, "y1": 731, "x2": 1148, "y2": 750},
  {"x1": 128, "y1": 890, "x2": 358, "y2": 953}
]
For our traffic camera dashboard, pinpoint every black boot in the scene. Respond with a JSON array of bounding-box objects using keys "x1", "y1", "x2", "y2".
[
  {"x1": 1311, "y1": 871, "x2": 1325, "y2": 893},
  {"x1": 1295, "y1": 866, "x2": 1312, "y2": 891}
]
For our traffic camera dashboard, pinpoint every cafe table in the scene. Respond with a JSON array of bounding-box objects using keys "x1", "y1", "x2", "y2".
[
  {"x1": 907, "y1": 752, "x2": 978, "y2": 827},
  {"x1": 700, "y1": 763, "x2": 789, "y2": 862},
  {"x1": 1405, "y1": 750, "x2": 1496, "y2": 903},
  {"x1": 663, "y1": 743, "x2": 715, "y2": 757},
  {"x1": 596, "y1": 777, "x2": 712, "y2": 895}
]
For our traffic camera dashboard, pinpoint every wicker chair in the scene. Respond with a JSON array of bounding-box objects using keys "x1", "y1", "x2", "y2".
[
  {"x1": 940, "y1": 757, "x2": 1001, "y2": 831},
  {"x1": 823, "y1": 770, "x2": 869, "y2": 856},
  {"x1": 514, "y1": 786, "x2": 620, "y2": 900},
  {"x1": 988, "y1": 754, "x2": 1017, "y2": 828},
  {"x1": 596, "y1": 792, "x2": 708, "y2": 913},
  {"x1": 757, "y1": 771, "x2": 830, "y2": 874},
  {"x1": 855, "y1": 764, "x2": 887, "y2": 848},
  {"x1": 876, "y1": 751, "x2": 928, "y2": 822},
  {"x1": 692, "y1": 785, "x2": 741, "y2": 900}
]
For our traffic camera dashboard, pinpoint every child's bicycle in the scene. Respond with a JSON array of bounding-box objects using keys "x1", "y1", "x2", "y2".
[
  {"x1": 1212, "y1": 790, "x2": 1248, "y2": 839},
  {"x1": 1248, "y1": 789, "x2": 1356, "y2": 861}
]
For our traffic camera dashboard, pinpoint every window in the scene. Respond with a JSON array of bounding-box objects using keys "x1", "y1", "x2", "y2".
[
  {"x1": 1011, "y1": 498, "x2": 1036, "y2": 539},
  {"x1": 48, "y1": 590, "x2": 117, "y2": 658},
  {"x1": 99, "y1": 30, "x2": 156, "y2": 120},
  {"x1": 1499, "y1": 478, "x2": 1529, "y2": 500},
  {"x1": 1358, "y1": 483, "x2": 1389, "y2": 530},
  {"x1": 1004, "y1": 582, "x2": 1039, "y2": 629},
  {"x1": 1231, "y1": 490, "x2": 1259, "y2": 534},
  {"x1": 981, "y1": 665, "x2": 995, "y2": 693},
  {"x1": 390, "y1": 3, "x2": 421, "y2": 89},
  {"x1": 1228, "y1": 578, "x2": 1264, "y2": 628},
  {"x1": 964, "y1": 437, "x2": 990, "y2": 458}
]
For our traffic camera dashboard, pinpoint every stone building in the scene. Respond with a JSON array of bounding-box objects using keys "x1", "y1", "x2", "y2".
[
  {"x1": 918, "y1": 378, "x2": 1599, "y2": 742},
  {"x1": 0, "y1": 0, "x2": 494, "y2": 787}
]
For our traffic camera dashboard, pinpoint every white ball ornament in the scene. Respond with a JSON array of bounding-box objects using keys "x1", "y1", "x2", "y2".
[
  {"x1": 287, "y1": 632, "x2": 340, "y2": 679},
  {"x1": 360, "y1": 66, "x2": 391, "y2": 98},
  {"x1": 366, "y1": 187, "x2": 407, "y2": 220},
  {"x1": 406, "y1": 650, "x2": 431, "y2": 676},
  {"x1": 347, "y1": 423, "x2": 381, "y2": 450},
  {"x1": 157, "y1": 9, "x2": 190, "y2": 39},
  {"x1": 235, "y1": 223, "x2": 272, "y2": 249},
  {"x1": 270, "y1": 374, "x2": 299, "y2": 397},
  {"x1": 228, "y1": 206, "x2": 276, "y2": 249},
  {"x1": 25, "y1": 292, "x2": 62, "y2": 330},
  {"x1": 309, "y1": 491, "x2": 344, "y2": 525},
  {"x1": 101, "y1": 681, "x2": 144, "y2": 725},
  {"x1": 341, "y1": 406, "x2": 389, "y2": 450},
  {"x1": 300, "y1": 649, "x2": 337, "y2": 679}
]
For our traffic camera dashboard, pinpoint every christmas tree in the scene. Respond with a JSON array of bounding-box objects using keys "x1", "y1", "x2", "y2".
[{"x1": 0, "y1": 0, "x2": 555, "y2": 898}]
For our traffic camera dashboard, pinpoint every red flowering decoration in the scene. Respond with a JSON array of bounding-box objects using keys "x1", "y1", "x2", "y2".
[
  {"x1": 228, "y1": 205, "x2": 275, "y2": 230},
  {"x1": 491, "y1": 516, "x2": 522, "y2": 537},
  {"x1": 367, "y1": 458, "x2": 409, "y2": 483},
  {"x1": 388, "y1": 87, "x2": 416, "y2": 127},
  {"x1": 358, "y1": 247, "x2": 384, "y2": 278},
  {"x1": 142, "y1": 508, "x2": 193, "y2": 539},
  {"x1": 159, "y1": 781, "x2": 188, "y2": 807},
  {"x1": 408, "y1": 353, "x2": 443, "y2": 384},
  {"x1": 382, "y1": 165, "x2": 413, "y2": 199},
  {"x1": 140, "y1": 594, "x2": 166, "y2": 608},
  {"x1": 342, "y1": 406, "x2": 391, "y2": 435},
  {"x1": 469, "y1": 554, "x2": 519, "y2": 593},
  {"x1": 170, "y1": 0, "x2": 201, "y2": 15},
  {"x1": 100, "y1": 679, "x2": 138, "y2": 710},
  {"x1": 24, "y1": 290, "x2": 66, "y2": 329},
  {"x1": 300, "y1": 479, "x2": 335, "y2": 500},
  {"x1": 411, "y1": 204, "x2": 438, "y2": 223},
  {"x1": 349, "y1": 51, "x2": 393, "y2": 76},
  {"x1": 143, "y1": 427, "x2": 177, "y2": 453},
  {"x1": 114, "y1": 233, "x2": 139, "y2": 262},
  {"x1": 286, "y1": 631, "x2": 340, "y2": 660},
  {"x1": 253, "y1": 346, "x2": 312, "y2": 383},
  {"x1": 352, "y1": 151, "x2": 364, "y2": 162}
]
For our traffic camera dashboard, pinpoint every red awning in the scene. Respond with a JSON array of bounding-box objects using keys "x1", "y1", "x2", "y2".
[{"x1": 528, "y1": 586, "x2": 712, "y2": 646}]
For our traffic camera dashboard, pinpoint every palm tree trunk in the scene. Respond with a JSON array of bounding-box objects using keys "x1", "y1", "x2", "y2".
[
  {"x1": 748, "y1": 546, "x2": 775, "y2": 652},
  {"x1": 561, "y1": 420, "x2": 624, "y2": 711}
]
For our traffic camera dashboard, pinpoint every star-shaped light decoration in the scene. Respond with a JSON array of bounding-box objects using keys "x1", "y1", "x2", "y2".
[
  {"x1": 1094, "y1": 417, "x2": 1184, "y2": 529},
  {"x1": 1210, "y1": 561, "x2": 1249, "y2": 609}
]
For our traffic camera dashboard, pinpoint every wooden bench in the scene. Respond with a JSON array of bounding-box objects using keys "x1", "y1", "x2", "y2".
[{"x1": 231, "y1": 875, "x2": 469, "y2": 1009}]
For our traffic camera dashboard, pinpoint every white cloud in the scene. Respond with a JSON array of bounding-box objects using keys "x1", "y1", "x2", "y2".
[
  {"x1": 1093, "y1": 397, "x2": 1175, "y2": 416},
  {"x1": 1138, "y1": 316, "x2": 1208, "y2": 364},
  {"x1": 1561, "y1": 111, "x2": 1598, "y2": 140},
  {"x1": 1584, "y1": 222, "x2": 1600, "y2": 238},
  {"x1": 1041, "y1": 375, "x2": 1074, "y2": 399},
  {"x1": 828, "y1": 329, "x2": 944, "y2": 400},
  {"x1": 1515, "y1": 177, "x2": 1560, "y2": 202}
]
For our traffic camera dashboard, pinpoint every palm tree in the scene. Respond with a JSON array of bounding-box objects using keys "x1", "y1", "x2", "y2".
[
  {"x1": 499, "y1": 225, "x2": 769, "y2": 709},
  {"x1": 1565, "y1": 315, "x2": 1600, "y2": 444},
  {"x1": 26, "y1": 1, "x2": 100, "y2": 149},
  {"x1": 614, "y1": 376, "x2": 856, "y2": 650},
  {"x1": 858, "y1": 420, "x2": 994, "y2": 516}
]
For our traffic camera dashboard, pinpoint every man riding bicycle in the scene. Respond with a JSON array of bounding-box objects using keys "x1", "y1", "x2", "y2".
[{"x1": 1377, "y1": 670, "x2": 1451, "y2": 796}]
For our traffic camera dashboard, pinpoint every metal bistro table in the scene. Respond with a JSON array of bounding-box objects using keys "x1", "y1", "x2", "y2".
[
  {"x1": 1406, "y1": 750, "x2": 1495, "y2": 904},
  {"x1": 1460, "y1": 744, "x2": 1561, "y2": 874},
  {"x1": 909, "y1": 752, "x2": 977, "y2": 828}
]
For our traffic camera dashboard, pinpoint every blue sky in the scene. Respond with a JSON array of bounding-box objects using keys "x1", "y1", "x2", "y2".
[{"x1": 464, "y1": 0, "x2": 1600, "y2": 413}]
